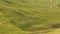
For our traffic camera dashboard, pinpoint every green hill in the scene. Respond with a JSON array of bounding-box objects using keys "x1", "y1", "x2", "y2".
[{"x1": 0, "y1": 0, "x2": 60, "y2": 34}]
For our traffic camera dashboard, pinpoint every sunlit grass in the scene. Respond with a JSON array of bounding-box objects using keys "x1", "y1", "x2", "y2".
[{"x1": 0, "y1": 0, "x2": 60, "y2": 34}]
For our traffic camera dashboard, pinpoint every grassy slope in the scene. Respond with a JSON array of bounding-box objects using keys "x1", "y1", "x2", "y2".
[{"x1": 0, "y1": 0, "x2": 60, "y2": 34}]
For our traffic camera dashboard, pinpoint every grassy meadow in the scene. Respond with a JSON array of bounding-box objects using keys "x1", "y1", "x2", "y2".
[{"x1": 0, "y1": 0, "x2": 60, "y2": 34}]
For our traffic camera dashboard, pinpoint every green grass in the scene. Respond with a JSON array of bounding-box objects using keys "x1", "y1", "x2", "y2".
[{"x1": 0, "y1": 0, "x2": 60, "y2": 34}]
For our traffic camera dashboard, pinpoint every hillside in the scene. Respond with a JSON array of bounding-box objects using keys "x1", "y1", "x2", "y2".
[{"x1": 0, "y1": 0, "x2": 60, "y2": 34}]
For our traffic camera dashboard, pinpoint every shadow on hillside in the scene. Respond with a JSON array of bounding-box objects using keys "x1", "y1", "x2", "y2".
[
  {"x1": 2, "y1": 0, "x2": 14, "y2": 4},
  {"x1": 10, "y1": 17, "x2": 49, "y2": 31},
  {"x1": 50, "y1": 23, "x2": 60, "y2": 28}
]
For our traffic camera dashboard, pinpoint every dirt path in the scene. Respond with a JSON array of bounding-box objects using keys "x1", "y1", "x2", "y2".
[{"x1": 46, "y1": 28, "x2": 60, "y2": 34}]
